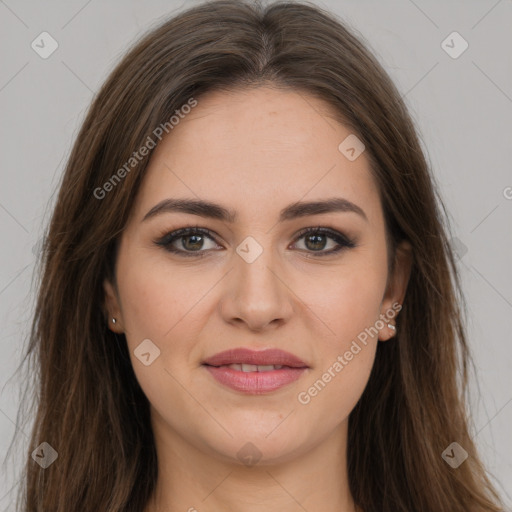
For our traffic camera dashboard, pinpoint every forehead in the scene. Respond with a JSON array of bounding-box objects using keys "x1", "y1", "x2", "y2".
[{"x1": 132, "y1": 86, "x2": 382, "y2": 226}]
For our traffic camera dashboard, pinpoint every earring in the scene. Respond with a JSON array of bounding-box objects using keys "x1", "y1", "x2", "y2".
[
  {"x1": 387, "y1": 323, "x2": 396, "y2": 331},
  {"x1": 112, "y1": 317, "x2": 116, "y2": 324}
]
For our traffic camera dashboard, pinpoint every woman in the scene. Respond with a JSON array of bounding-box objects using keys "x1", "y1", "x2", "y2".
[{"x1": 16, "y1": 0, "x2": 504, "y2": 510}]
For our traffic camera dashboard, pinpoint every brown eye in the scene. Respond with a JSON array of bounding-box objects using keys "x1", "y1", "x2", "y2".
[
  {"x1": 292, "y1": 227, "x2": 356, "y2": 256},
  {"x1": 303, "y1": 233, "x2": 329, "y2": 251},
  {"x1": 154, "y1": 226, "x2": 356, "y2": 258},
  {"x1": 154, "y1": 227, "x2": 220, "y2": 257},
  {"x1": 180, "y1": 233, "x2": 206, "y2": 251}
]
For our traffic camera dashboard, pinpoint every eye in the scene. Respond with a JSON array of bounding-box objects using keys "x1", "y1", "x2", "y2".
[
  {"x1": 291, "y1": 227, "x2": 356, "y2": 256},
  {"x1": 154, "y1": 226, "x2": 356, "y2": 257},
  {"x1": 154, "y1": 226, "x2": 221, "y2": 257}
]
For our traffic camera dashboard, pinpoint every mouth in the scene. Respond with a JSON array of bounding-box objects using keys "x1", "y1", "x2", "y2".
[
  {"x1": 211, "y1": 363, "x2": 294, "y2": 372},
  {"x1": 202, "y1": 348, "x2": 309, "y2": 394}
]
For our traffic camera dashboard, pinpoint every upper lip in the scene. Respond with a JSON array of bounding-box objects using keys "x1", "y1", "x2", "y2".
[{"x1": 202, "y1": 348, "x2": 309, "y2": 368}]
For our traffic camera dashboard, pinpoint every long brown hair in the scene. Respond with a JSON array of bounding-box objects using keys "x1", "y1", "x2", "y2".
[{"x1": 12, "y1": 0, "x2": 504, "y2": 510}]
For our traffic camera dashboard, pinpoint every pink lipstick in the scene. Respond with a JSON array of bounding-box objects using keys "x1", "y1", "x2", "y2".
[{"x1": 202, "y1": 348, "x2": 309, "y2": 394}]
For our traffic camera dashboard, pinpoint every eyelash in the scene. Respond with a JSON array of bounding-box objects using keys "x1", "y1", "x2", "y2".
[{"x1": 154, "y1": 225, "x2": 356, "y2": 258}]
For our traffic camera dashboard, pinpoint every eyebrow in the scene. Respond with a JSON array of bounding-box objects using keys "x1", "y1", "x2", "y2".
[{"x1": 142, "y1": 197, "x2": 368, "y2": 223}]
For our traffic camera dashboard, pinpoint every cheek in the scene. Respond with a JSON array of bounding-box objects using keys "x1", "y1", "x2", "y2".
[
  {"x1": 114, "y1": 250, "x2": 208, "y2": 404},
  {"x1": 295, "y1": 342, "x2": 376, "y2": 436},
  {"x1": 306, "y1": 261, "x2": 387, "y2": 350},
  {"x1": 294, "y1": 259, "x2": 386, "y2": 415},
  {"x1": 117, "y1": 247, "x2": 204, "y2": 346},
  {"x1": 295, "y1": 275, "x2": 383, "y2": 421},
  {"x1": 117, "y1": 260, "x2": 208, "y2": 427}
]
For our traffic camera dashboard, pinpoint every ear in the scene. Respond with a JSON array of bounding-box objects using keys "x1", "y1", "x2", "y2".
[
  {"x1": 378, "y1": 240, "x2": 413, "y2": 341},
  {"x1": 103, "y1": 278, "x2": 124, "y2": 333}
]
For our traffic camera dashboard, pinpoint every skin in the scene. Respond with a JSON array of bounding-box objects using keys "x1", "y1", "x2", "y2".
[{"x1": 104, "y1": 86, "x2": 412, "y2": 512}]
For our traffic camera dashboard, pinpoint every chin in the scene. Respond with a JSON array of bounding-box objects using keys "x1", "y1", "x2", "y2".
[{"x1": 198, "y1": 422, "x2": 314, "y2": 467}]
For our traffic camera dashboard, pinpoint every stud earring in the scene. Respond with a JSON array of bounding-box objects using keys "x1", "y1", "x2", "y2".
[
  {"x1": 112, "y1": 318, "x2": 117, "y2": 324},
  {"x1": 387, "y1": 323, "x2": 396, "y2": 331}
]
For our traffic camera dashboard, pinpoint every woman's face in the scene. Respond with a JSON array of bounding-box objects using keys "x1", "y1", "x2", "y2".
[{"x1": 104, "y1": 86, "x2": 411, "y2": 466}]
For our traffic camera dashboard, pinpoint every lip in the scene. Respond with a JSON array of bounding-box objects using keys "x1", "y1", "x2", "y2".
[
  {"x1": 202, "y1": 348, "x2": 309, "y2": 394},
  {"x1": 202, "y1": 348, "x2": 308, "y2": 368}
]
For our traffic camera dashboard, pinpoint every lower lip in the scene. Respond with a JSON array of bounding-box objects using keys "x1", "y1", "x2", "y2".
[{"x1": 203, "y1": 365, "x2": 308, "y2": 394}]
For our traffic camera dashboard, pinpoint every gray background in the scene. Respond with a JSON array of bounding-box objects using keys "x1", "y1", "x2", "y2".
[{"x1": 1, "y1": 0, "x2": 511, "y2": 508}]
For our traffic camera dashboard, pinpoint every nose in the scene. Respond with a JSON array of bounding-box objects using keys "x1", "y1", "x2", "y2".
[{"x1": 219, "y1": 244, "x2": 294, "y2": 332}]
